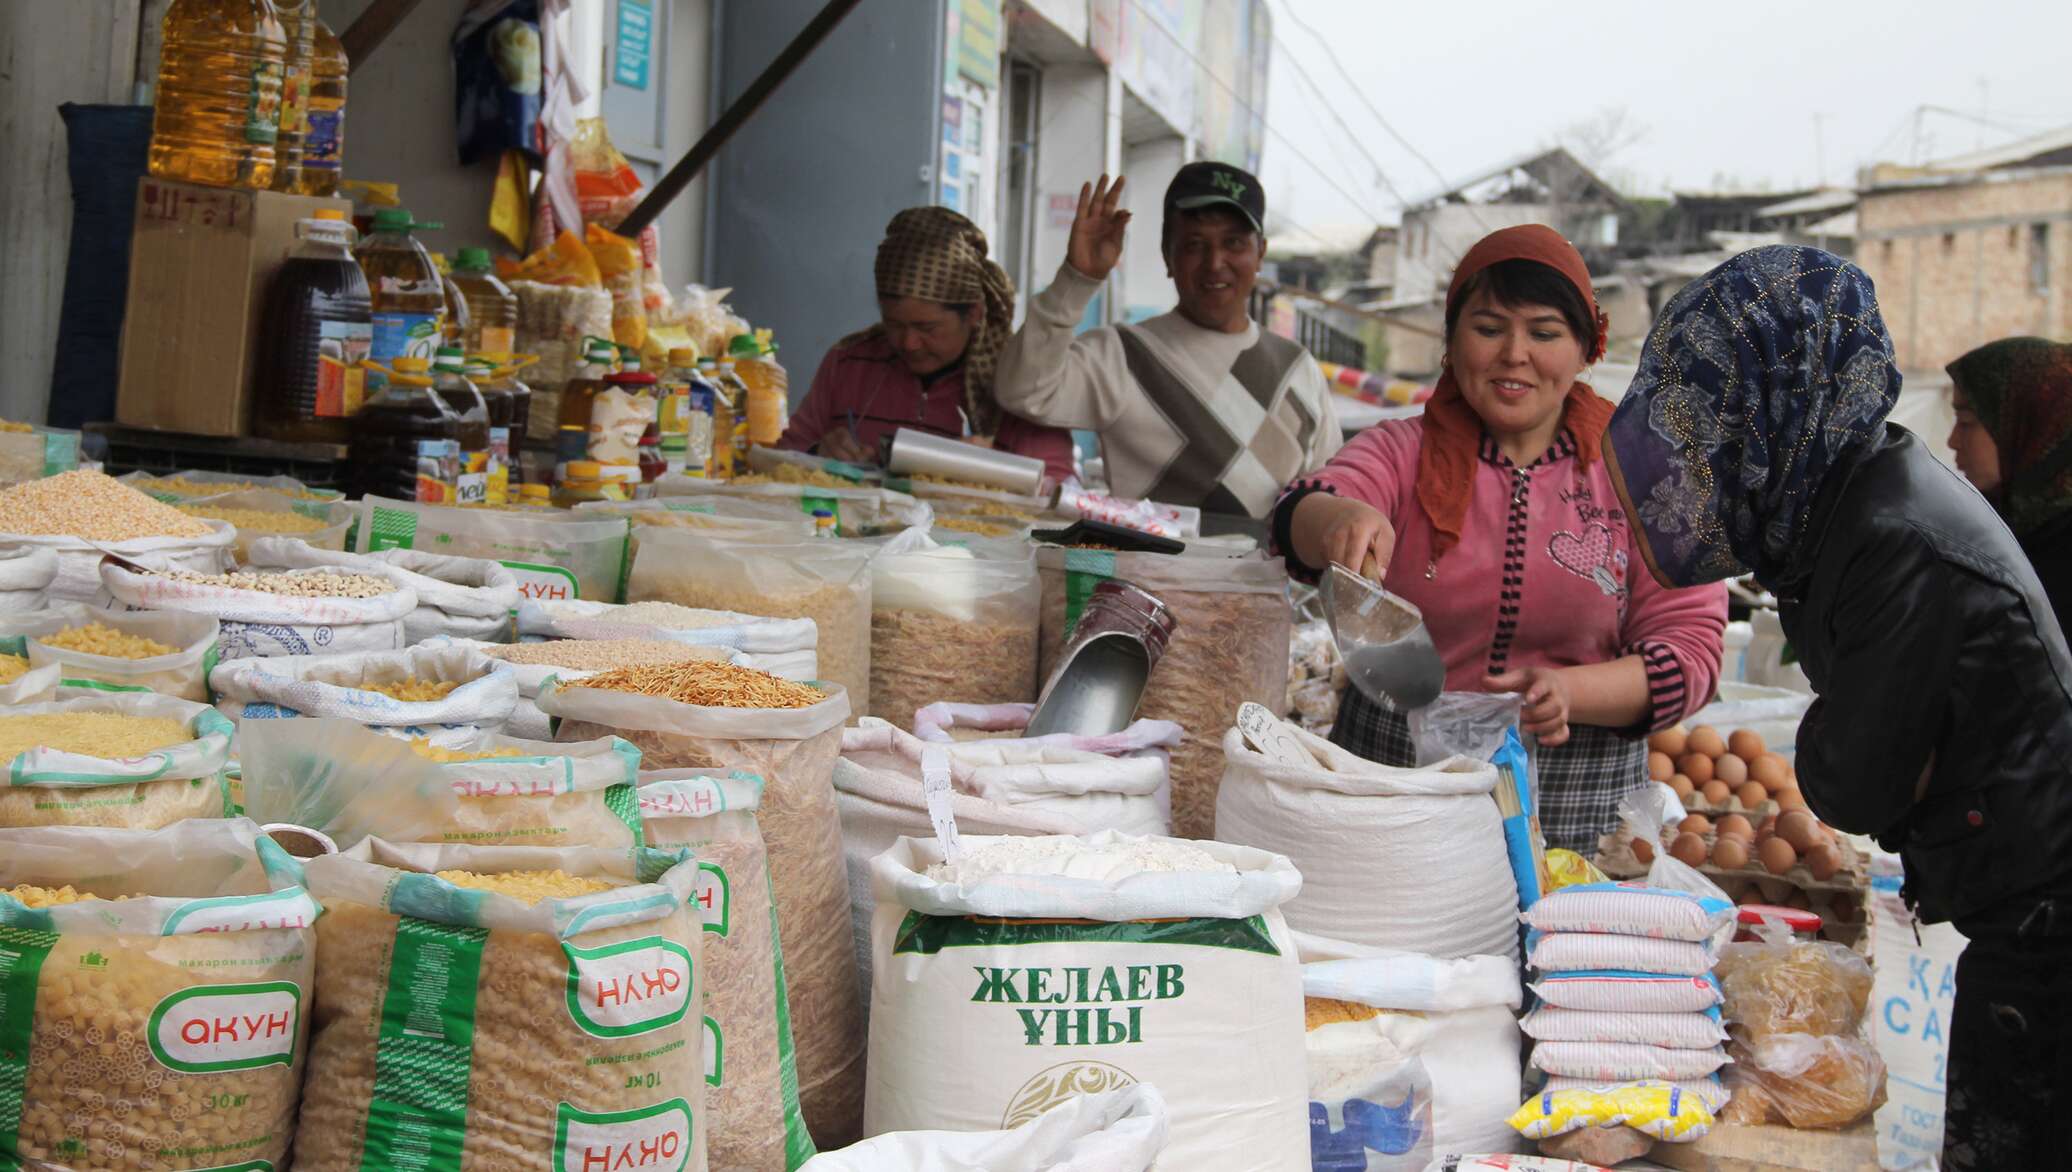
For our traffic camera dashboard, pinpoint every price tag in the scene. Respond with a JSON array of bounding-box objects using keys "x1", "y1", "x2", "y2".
[{"x1": 1236, "y1": 702, "x2": 1321, "y2": 769}]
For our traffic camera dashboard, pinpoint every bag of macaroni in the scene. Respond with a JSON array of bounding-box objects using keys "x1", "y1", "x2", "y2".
[
  {"x1": 0, "y1": 818, "x2": 319, "y2": 1172},
  {"x1": 291, "y1": 838, "x2": 707, "y2": 1172},
  {"x1": 864, "y1": 831, "x2": 1310, "y2": 1172}
]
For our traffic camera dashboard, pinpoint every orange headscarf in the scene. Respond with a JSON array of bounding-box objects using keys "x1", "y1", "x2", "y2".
[{"x1": 1415, "y1": 225, "x2": 1613, "y2": 562}]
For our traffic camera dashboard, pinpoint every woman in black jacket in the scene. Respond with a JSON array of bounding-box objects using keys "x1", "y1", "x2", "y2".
[
  {"x1": 1946, "y1": 336, "x2": 2072, "y2": 629},
  {"x1": 1600, "y1": 245, "x2": 2072, "y2": 1170}
]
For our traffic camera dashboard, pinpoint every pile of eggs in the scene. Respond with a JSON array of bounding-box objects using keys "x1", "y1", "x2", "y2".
[
  {"x1": 1645, "y1": 724, "x2": 1803, "y2": 814},
  {"x1": 1645, "y1": 807, "x2": 1848, "y2": 882}
]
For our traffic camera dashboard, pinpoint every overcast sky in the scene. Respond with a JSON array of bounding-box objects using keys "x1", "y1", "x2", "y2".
[{"x1": 1257, "y1": 0, "x2": 2072, "y2": 238}]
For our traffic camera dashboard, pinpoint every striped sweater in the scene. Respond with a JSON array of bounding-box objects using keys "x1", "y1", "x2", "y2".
[
  {"x1": 1273, "y1": 417, "x2": 1728, "y2": 732},
  {"x1": 992, "y1": 262, "x2": 1342, "y2": 517}
]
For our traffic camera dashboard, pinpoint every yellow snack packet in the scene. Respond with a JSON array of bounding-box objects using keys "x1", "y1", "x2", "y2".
[
  {"x1": 1509, "y1": 1081, "x2": 1716, "y2": 1142},
  {"x1": 1544, "y1": 848, "x2": 1610, "y2": 890}
]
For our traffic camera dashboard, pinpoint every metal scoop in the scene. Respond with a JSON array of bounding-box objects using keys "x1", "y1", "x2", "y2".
[{"x1": 1322, "y1": 560, "x2": 1445, "y2": 711}]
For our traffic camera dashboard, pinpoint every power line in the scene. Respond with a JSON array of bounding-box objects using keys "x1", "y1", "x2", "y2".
[{"x1": 1270, "y1": 39, "x2": 1413, "y2": 210}]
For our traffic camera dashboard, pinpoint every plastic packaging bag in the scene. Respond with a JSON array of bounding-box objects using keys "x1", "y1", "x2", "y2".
[
  {"x1": 0, "y1": 819, "x2": 317, "y2": 1172},
  {"x1": 625, "y1": 528, "x2": 874, "y2": 714},
  {"x1": 2, "y1": 601, "x2": 220, "y2": 702},
  {"x1": 249, "y1": 536, "x2": 523, "y2": 643},
  {"x1": 868, "y1": 529, "x2": 1040, "y2": 722},
  {"x1": 0, "y1": 543, "x2": 59, "y2": 609},
  {"x1": 539, "y1": 676, "x2": 865, "y2": 1148},
  {"x1": 210, "y1": 644, "x2": 519, "y2": 742},
  {"x1": 0, "y1": 658, "x2": 59, "y2": 705},
  {"x1": 1526, "y1": 929, "x2": 1714, "y2": 977},
  {"x1": 1529, "y1": 970, "x2": 1724, "y2": 1014},
  {"x1": 801, "y1": 1085, "x2": 1167, "y2": 1172},
  {"x1": 0, "y1": 693, "x2": 234, "y2": 828},
  {"x1": 98, "y1": 560, "x2": 416, "y2": 659},
  {"x1": 1523, "y1": 883, "x2": 1735, "y2": 943},
  {"x1": 638, "y1": 771, "x2": 818, "y2": 1170},
  {"x1": 1508, "y1": 1081, "x2": 1716, "y2": 1142},
  {"x1": 587, "y1": 222, "x2": 647, "y2": 349},
  {"x1": 1527, "y1": 1040, "x2": 1730, "y2": 1082},
  {"x1": 452, "y1": 0, "x2": 542, "y2": 166},
  {"x1": 3, "y1": 517, "x2": 236, "y2": 604},
  {"x1": 1520, "y1": 1005, "x2": 1729, "y2": 1050},
  {"x1": 236, "y1": 717, "x2": 461, "y2": 850},
  {"x1": 1714, "y1": 932, "x2": 1874, "y2": 1041},
  {"x1": 1721, "y1": 1033, "x2": 1887, "y2": 1129},
  {"x1": 293, "y1": 839, "x2": 707, "y2": 1171},
  {"x1": 654, "y1": 475, "x2": 931, "y2": 538},
  {"x1": 911, "y1": 702, "x2": 1185, "y2": 756},
  {"x1": 355, "y1": 495, "x2": 629, "y2": 603}
]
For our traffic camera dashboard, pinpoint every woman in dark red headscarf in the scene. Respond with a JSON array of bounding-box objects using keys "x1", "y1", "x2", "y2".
[{"x1": 1271, "y1": 225, "x2": 1729, "y2": 855}]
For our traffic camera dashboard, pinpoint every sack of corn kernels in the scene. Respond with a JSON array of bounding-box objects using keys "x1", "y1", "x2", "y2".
[
  {"x1": 294, "y1": 839, "x2": 708, "y2": 1172},
  {"x1": 99, "y1": 561, "x2": 417, "y2": 659},
  {"x1": 0, "y1": 818, "x2": 318, "y2": 1171}
]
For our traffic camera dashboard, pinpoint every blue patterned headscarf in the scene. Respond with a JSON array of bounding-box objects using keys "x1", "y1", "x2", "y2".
[{"x1": 1603, "y1": 246, "x2": 1903, "y2": 590}]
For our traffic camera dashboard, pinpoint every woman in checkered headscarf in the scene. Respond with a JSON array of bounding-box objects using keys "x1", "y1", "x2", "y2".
[{"x1": 775, "y1": 207, "x2": 1077, "y2": 482}]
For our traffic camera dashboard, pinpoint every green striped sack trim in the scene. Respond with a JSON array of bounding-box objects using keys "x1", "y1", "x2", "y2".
[
  {"x1": 769, "y1": 893, "x2": 815, "y2": 1169},
  {"x1": 0, "y1": 924, "x2": 57, "y2": 1158},
  {"x1": 359, "y1": 917, "x2": 487, "y2": 1172}
]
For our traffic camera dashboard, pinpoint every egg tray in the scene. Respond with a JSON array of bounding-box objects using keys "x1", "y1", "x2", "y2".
[{"x1": 1672, "y1": 792, "x2": 1782, "y2": 819}]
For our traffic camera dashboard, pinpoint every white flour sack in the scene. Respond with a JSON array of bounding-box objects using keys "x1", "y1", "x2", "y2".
[
  {"x1": 834, "y1": 720, "x2": 1171, "y2": 996},
  {"x1": 248, "y1": 536, "x2": 523, "y2": 643},
  {"x1": 0, "y1": 819, "x2": 319, "y2": 1172},
  {"x1": 1214, "y1": 723, "x2": 1520, "y2": 961},
  {"x1": 98, "y1": 559, "x2": 416, "y2": 659},
  {"x1": 866, "y1": 831, "x2": 1311, "y2": 1172},
  {"x1": 1299, "y1": 941, "x2": 1528, "y2": 1164},
  {"x1": 3, "y1": 520, "x2": 236, "y2": 604},
  {"x1": 802, "y1": 1085, "x2": 1168, "y2": 1172},
  {"x1": 293, "y1": 840, "x2": 707, "y2": 1172}
]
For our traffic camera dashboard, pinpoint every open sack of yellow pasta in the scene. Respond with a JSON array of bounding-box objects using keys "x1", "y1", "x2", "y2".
[
  {"x1": 0, "y1": 694, "x2": 235, "y2": 829},
  {"x1": 0, "y1": 818, "x2": 320, "y2": 1170}
]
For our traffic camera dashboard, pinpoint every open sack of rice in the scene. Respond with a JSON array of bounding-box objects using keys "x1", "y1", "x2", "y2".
[
  {"x1": 1, "y1": 602, "x2": 221, "y2": 703},
  {"x1": 639, "y1": 770, "x2": 818, "y2": 1170},
  {"x1": 865, "y1": 831, "x2": 1310, "y2": 1170},
  {"x1": 1035, "y1": 545, "x2": 1292, "y2": 839},
  {"x1": 0, "y1": 470, "x2": 236, "y2": 602},
  {"x1": 249, "y1": 536, "x2": 522, "y2": 643},
  {"x1": 866, "y1": 529, "x2": 1040, "y2": 723},
  {"x1": 99, "y1": 561, "x2": 416, "y2": 659},
  {"x1": 209, "y1": 644, "x2": 518, "y2": 745},
  {"x1": 0, "y1": 694, "x2": 234, "y2": 829},
  {"x1": 516, "y1": 596, "x2": 819, "y2": 682},
  {"x1": 539, "y1": 660, "x2": 865, "y2": 1148},
  {"x1": 239, "y1": 718, "x2": 646, "y2": 851},
  {"x1": 623, "y1": 528, "x2": 872, "y2": 715},
  {"x1": 293, "y1": 840, "x2": 706, "y2": 1171},
  {"x1": 0, "y1": 818, "x2": 318, "y2": 1171}
]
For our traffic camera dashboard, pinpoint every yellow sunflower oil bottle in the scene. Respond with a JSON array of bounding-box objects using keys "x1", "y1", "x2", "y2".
[
  {"x1": 148, "y1": 0, "x2": 287, "y2": 191},
  {"x1": 298, "y1": 16, "x2": 348, "y2": 195},
  {"x1": 269, "y1": 0, "x2": 315, "y2": 192}
]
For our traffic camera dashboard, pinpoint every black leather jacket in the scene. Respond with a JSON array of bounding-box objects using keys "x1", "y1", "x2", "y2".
[{"x1": 1779, "y1": 425, "x2": 2072, "y2": 928}]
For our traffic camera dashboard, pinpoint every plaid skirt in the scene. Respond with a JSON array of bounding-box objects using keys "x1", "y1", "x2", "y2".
[{"x1": 1330, "y1": 686, "x2": 1647, "y2": 857}]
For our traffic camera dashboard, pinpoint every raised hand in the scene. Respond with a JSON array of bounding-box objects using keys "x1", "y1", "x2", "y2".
[{"x1": 1066, "y1": 174, "x2": 1132, "y2": 282}]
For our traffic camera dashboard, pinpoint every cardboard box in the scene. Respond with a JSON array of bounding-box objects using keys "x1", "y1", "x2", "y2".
[
  {"x1": 1649, "y1": 1118, "x2": 1881, "y2": 1172},
  {"x1": 116, "y1": 178, "x2": 351, "y2": 436}
]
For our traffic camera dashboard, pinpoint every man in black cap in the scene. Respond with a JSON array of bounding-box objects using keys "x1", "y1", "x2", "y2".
[{"x1": 993, "y1": 163, "x2": 1341, "y2": 527}]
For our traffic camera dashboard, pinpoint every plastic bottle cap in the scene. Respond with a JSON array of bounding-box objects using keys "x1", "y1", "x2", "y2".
[
  {"x1": 727, "y1": 334, "x2": 763, "y2": 358},
  {"x1": 585, "y1": 341, "x2": 619, "y2": 362},
  {"x1": 620, "y1": 354, "x2": 642, "y2": 371},
  {"x1": 456, "y1": 247, "x2": 493, "y2": 272},
  {"x1": 312, "y1": 209, "x2": 349, "y2": 221},
  {"x1": 566, "y1": 461, "x2": 603, "y2": 478},
  {"x1": 519, "y1": 484, "x2": 550, "y2": 500},
  {"x1": 393, "y1": 357, "x2": 431, "y2": 373},
  {"x1": 371, "y1": 208, "x2": 415, "y2": 234},
  {"x1": 668, "y1": 348, "x2": 699, "y2": 365}
]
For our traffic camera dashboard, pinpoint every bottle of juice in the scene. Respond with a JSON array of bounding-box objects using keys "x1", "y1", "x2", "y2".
[
  {"x1": 148, "y1": 0, "x2": 287, "y2": 190},
  {"x1": 270, "y1": 0, "x2": 315, "y2": 193},
  {"x1": 351, "y1": 356, "x2": 463, "y2": 503},
  {"x1": 716, "y1": 358, "x2": 754, "y2": 475},
  {"x1": 464, "y1": 357, "x2": 513, "y2": 505},
  {"x1": 699, "y1": 357, "x2": 734, "y2": 479},
  {"x1": 728, "y1": 332, "x2": 790, "y2": 446},
  {"x1": 254, "y1": 208, "x2": 370, "y2": 444},
  {"x1": 451, "y1": 249, "x2": 519, "y2": 354},
  {"x1": 555, "y1": 337, "x2": 620, "y2": 483},
  {"x1": 298, "y1": 16, "x2": 347, "y2": 196},
  {"x1": 659, "y1": 349, "x2": 696, "y2": 477},
  {"x1": 432, "y1": 347, "x2": 493, "y2": 506},
  {"x1": 357, "y1": 209, "x2": 447, "y2": 386},
  {"x1": 596, "y1": 351, "x2": 659, "y2": 479}
]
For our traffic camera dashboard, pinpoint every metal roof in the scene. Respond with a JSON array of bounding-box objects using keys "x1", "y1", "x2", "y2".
[{"x1": 1757, "y1": 188, "x2": 1858, "y2": 219}]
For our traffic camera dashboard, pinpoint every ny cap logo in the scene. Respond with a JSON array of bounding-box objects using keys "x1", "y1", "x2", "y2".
[{"x1": 1211, "y1": 171, "x2": 1247, "y2": 201}]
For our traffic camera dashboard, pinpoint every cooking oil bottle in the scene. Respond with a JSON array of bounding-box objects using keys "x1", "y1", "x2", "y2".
[
  {"x1": 728, "y1": 332, "x2": 790, "y2": 446},
  {"x1": 149, "y1": 0, "x2": 288, "y2": 190},
  {"x1": 254, "y1": 208, "x2": 370, "y2": 444},
  {"x1": 432, "y1": 347, "x2": 493, "y2": 506},
  {"x1": 270, "y1": 0, "x2": 315, "y2": 192},
  {"x1": 351, "y1": 356, "x2": 464, "y2": 503},
  {"x1": 297, "y1": 16, "x2": 347, "y2": 195},
  {"x1": 555, "y1": 338, "x2": 620, "y2": 483},
  {"x1": 450, "y1": 249, "x2": 519, "y2": 355},
  {"x1": 356, "y1": 209, "x2": 446, "y2": 383}
]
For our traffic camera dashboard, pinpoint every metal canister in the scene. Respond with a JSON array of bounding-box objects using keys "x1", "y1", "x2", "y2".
[
  {"x1": 886, "y1": 427, "x2": 1048, "y2": 496},
  {"x1": 1025, "y1": 579, "x2": 1178, "y2": 737}
]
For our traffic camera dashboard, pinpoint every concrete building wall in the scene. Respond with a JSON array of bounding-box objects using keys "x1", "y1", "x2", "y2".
[
  {"x1": 1120, "y1": 133, "x2": 1185, "y2": 322},
  {"x1": 1856, "y1": 170, "x2": 2072, "y2": 371},
  {"x1": 1393, "y1": 202, "x2": 1549, "y2": 304}
]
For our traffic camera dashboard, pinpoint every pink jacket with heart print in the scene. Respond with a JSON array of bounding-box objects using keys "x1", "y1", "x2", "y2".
[{"x1": 1272, "y1": 417, "x2": 1729, "y2": 732}]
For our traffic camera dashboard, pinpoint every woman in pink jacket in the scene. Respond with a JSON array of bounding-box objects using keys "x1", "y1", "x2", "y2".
[{"x1": 1272, "y1": 225, "x2": 1728, "y2": 854}]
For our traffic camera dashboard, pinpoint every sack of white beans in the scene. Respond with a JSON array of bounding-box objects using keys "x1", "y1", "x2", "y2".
[
  {"x1": 99, "y1": 560, "x2": 417, "y2": 659},
  {"x1": 249, "y1": 536, "x2": 522, "y2": 643}
]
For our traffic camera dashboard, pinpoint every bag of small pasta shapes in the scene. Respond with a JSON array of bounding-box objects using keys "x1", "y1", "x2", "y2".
[
  {"x1": 538, "y1": 659, "x2": 866, "y2": 1149},
  {"x1": 293, "y1": 840, "x2": 706, "y2": 1171},
  {"x1": 0, "y1": 818, "x2": 318, "y2": 1172}
]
